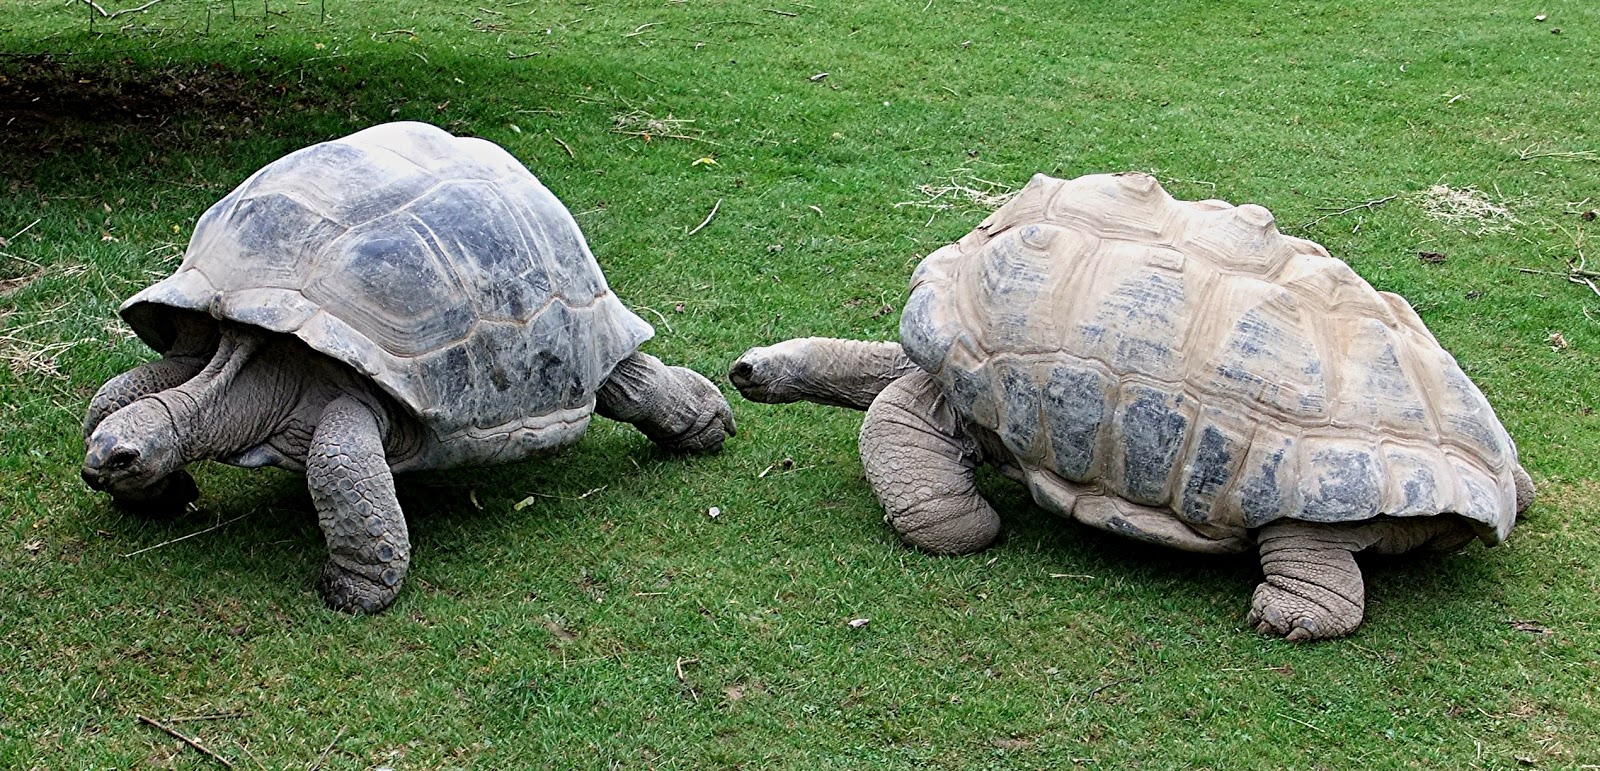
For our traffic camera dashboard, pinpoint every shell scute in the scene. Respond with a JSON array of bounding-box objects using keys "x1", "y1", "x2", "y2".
[
  {"x1": 1110, "y1": 384, "x2": 1192, "y2": 506},
  {"x1": 305, "y1": 210, "x2": 477, "y2": 358},
  {"x1": 1041, "y1": 358, "x2": 1114, "y2": 482}
]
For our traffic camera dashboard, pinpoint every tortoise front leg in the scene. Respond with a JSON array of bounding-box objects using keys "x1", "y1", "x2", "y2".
[
  {"x1": 597, "y1": 352, "x2": 736, "y2": 453},
  {"x1": 307, "y1": 396, "x2": 410, "y2": 614},
  {"x1": 83, "y1": 357, "x2": 206, "y2": 439},
  {"x1": 1248, "y1": 517, "x2": 1474, "y2": 641},
  {"x1": 859, "y1": 370, "x2": 1000, "y2": 555}
]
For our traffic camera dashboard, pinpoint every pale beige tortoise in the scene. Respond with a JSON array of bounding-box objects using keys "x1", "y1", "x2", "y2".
[
  {"x1": 731, "y1": 172, "x2": 1532, "y2": 641},
  {"x1": 82, "y1": 122, "x2": 735, "y2": 614}
]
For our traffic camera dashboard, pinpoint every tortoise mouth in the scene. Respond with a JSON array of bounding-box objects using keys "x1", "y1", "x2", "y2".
[
  {"x1": 728, "y1": 359, "x2": 757, "y2": 390},
  {"x1": 727, "y1": 355, "x2": 783, "y2": 403}
]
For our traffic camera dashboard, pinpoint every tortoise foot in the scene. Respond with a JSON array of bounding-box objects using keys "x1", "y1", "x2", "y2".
[
  {"x1": 1247, "y1": 579, "x2": 1362, "y2": 642},
  {"x1": 317, "y1": 562, "x2": 402, "y2": 615},
  {"x1": 658, "y1": 368, "x2": 736, "y2": 454}
]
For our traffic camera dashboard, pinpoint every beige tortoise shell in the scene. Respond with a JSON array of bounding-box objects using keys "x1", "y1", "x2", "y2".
[{"x1": 900, "y1": 172, "x2": 1522, "y2": 552}]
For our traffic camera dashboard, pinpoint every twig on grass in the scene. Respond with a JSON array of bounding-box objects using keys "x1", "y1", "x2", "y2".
[
  {"x1": 686, "y1": 198, "x2": 722, "y2": 236},
  {"x1": 1516, "y1": 144, "x2": 1599, "y2": 163},
  {"x1": 1516, "y1": 220, "x2": 1598, "y2": 297},
  {"x1": 549, "y1": 133, "x2": 575, "y2": 158},
  {"x1": 763, "y1": 8, "x2": 798, "y2": 16},
  {"x1": 1277, "y1": 713, "x2": 1325, "y2": 733},
  {"x1": 1085, "y1": 677, "x2": 1136, "y2": 698},
  {"x1": 122, "y1": 513, "x2": 251, "y2": 558},
  {"x1": 675, "y1": 656, "x2": 698, "y2": 681},
  {"x1": 1298, "y1": 195, "x2": 1397, "y2": 232},
  {"x1": 165, "y1": 712, "x2": 249, "y2": 723},
  {"x1": 7, "y1": 218, "x2": 41, "y2": 244},
  {"x1": 137, "y1": 714, "x2": 235, "y2": 768},
  {"x1": 307, "y1": 727, "x2": 344, "y2": 771},
  {"x1": 631, "y1": 305, "x2": 673, "y2": 333},
  {"x1": 513, "y1": 486, "x2": 607, "y2": 510},
  {"x1": 82, "y1": 0, "x2": 164, "y2": 19}
]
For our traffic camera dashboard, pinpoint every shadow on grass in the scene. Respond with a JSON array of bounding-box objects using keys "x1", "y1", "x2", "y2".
[
  {"x1": 99, "y1": 425, "x2": 705, "y2": 610},
  {"x1": 979, "y1": 469, "x2": 1498, "y2": 636},
  {"x1": 0, "y1": 43, "x2": 605, "y2": 196}
]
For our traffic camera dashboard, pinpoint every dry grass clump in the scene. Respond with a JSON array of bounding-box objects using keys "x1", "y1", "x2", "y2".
[
  {"x1": 894, "y1": 171, "x2": 1019, "y2": 215},
  {"x1": 1416, "y1": 184, "x2": 1521, "y2": 236}
]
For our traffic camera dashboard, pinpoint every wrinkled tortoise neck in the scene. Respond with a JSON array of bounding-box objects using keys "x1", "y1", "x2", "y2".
[{"x1": 147, "y1": 324, "x2": 303, "y2": 463}]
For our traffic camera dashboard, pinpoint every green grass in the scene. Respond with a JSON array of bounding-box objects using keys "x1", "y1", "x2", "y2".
[{"x1": 3, "y1": 0, "x2": 1599, "y2": 767}]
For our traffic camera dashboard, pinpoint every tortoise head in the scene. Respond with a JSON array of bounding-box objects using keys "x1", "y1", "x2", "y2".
[
  {"x1": 728, "y1": 340, "x2": 812, "y2": 404},
  {"x1": 82, "y1": 398, "x2": 184, "y2": 499}
]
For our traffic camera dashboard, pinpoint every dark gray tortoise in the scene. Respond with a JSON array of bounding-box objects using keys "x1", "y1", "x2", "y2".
[
  {"x1": 731, "y1": 171, "x2": 1531, "y2": 641},
  {"x1": 82, "y1": 121, "x2": 735, "y2": 614}
]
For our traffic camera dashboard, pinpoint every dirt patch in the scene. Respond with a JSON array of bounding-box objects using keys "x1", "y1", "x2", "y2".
[{"x1": 0, "y1": 53, "x2": 331, "y2": 168}]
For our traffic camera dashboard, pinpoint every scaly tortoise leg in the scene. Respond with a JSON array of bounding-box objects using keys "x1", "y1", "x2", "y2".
[
  {"x1": 307, "y1": 396, "x2": 410, "y2": 614},
  {"x1": 597, "y1": 352, "x2": 736, "y2": 453},
  {"x1": 1249, "y1": 517, "x2": 1475, "y2": 641},
  {"x1": 859, "y1": 370, "x2": 1000, "y2": 555}
]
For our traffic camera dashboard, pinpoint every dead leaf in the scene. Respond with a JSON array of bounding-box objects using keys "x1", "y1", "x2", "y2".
[
  {"x1": 847, "y1": 618, "x2": 870, "y2": 628},
  {"x1": 22, "y1": 540, "x2": 44, "y2": 553},
  {"x1": 1548, "y1": 332, "x2": 1568, "y2": 351},
  {"x1": 1418, "y1": 250, "x2": 1447, "y2": 263}
]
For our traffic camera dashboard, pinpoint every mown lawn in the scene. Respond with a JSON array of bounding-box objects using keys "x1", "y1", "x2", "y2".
[{"x1": 2, "y1": 0, "x2": 1598, "y2": 767}]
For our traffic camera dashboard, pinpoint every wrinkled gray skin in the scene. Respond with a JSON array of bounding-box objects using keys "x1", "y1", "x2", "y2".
[
  {"x1": 730, "y1": 338, "x2": 1533, "y2": 642},
  {"x1": 85, "y1": 319, "x2": 732, "y2": 616}
]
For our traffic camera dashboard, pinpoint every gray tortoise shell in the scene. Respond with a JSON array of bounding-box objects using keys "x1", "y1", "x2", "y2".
[
  {"x1": 900, "y1": 172, "x2": 1522, "y2": 550},
  {"x1": 121, "y1": 122, "x2": 653, "y2": 464}
]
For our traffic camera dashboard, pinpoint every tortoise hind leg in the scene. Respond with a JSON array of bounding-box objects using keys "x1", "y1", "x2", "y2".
[
  {"x1": 1249, "y1": 517, "x2": 1473, "y2": 641},
  {"x1": 859, "y1": 370, "x2": 1000, "y2": 555},
  {"x1": 308, "y1": 396, "x2": 410, "y2": 614},
  {"x1": 597, "y1": 352, "x2": 736, "y2": 453}
]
